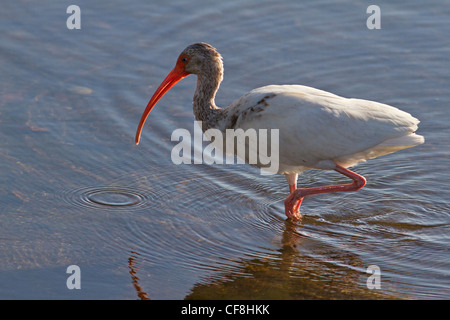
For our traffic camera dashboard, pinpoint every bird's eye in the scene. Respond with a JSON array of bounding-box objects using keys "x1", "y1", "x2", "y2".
[{"x1": 181, "y1": 57, "x2": 188, "y2": 63}]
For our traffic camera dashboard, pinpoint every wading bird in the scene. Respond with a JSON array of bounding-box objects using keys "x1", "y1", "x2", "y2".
[{"x1": 135, "y1": 43, "x2": 424, "y2": 220}]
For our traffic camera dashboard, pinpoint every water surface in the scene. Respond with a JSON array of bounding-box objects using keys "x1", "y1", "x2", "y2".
[{"x1": 0, "y1": 0, "x2": 449, "y2": 299}]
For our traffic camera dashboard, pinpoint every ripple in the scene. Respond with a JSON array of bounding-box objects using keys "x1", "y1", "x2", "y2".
[
  {"x1": 63, "y1": 186, "x2": 153, "y2": 211},
  {"x1": 86, "y1": 188, "x2": 145, "y2": 207}
]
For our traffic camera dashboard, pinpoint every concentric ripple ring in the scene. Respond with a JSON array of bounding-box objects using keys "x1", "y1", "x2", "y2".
[{"x1": 63, "y1": 186, "x2": 152, "y2": 211}]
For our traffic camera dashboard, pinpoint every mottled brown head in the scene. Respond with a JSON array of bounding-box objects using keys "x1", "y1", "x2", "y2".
[{"x1": 178, "y1": 43, "x2": 223, "y2": 79}]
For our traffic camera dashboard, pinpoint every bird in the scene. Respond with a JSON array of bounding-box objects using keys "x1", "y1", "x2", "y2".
[{"x1": 135, "y1": 42, "x2": 424, "y2": 220}]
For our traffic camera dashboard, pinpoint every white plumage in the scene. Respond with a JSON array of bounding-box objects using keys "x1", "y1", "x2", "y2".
[{"x1": 222, "y1": 84, "x2": 423, "y2": 174}]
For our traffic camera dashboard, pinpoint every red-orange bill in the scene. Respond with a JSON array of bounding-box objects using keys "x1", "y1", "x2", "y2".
[{"x1": 135, "y1": 65, "x2": 189, "y2": 145}]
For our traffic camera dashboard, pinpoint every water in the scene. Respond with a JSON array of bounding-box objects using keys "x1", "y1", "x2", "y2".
[{"x1": 0, "y1": 0, "x2": 449, "y2": 299}]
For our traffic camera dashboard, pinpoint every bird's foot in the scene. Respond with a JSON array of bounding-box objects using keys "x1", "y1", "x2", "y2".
[{"x1": 284, "y1": 190, "x2": 305, "y2": 221}]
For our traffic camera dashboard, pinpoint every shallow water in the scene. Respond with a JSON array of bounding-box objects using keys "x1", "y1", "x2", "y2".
[{"x1": 0, "y1": 0, "x2": 449, "y2": 299}]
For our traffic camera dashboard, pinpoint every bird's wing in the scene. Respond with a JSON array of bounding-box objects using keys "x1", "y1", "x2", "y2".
[{"x1": 222, "y1": 85, "x2": 422, "y2": 169}]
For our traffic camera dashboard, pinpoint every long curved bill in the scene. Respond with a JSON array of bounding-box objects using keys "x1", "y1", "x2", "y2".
[{"x1": 135, "y1": 65, "x2": 189, "y2": 145}]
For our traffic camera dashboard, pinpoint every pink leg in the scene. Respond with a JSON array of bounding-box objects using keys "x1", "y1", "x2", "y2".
[{"x1": 284, "y1": 165, "x2": 366, "y2": 220}]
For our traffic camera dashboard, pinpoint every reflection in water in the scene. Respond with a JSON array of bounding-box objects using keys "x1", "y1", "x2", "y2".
[
  {"x1": 128, "y1": 219, "x2": 400, "y2": 299},
  {"x1": 184, "y1": 221, "x2": 399, "y2": 300},
  {"x1": 128, "y1": 251, "x2": 151, "y2": 300}
]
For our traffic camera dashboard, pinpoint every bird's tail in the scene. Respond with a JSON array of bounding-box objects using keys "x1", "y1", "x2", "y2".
[
  {"x1": 378, "y1": 132, "x2": 425, "y2": 149},
  {"x1": 335, "y1": 132, "x2": 424, "y2": 168}
]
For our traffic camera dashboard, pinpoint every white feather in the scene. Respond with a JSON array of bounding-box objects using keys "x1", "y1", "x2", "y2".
[{"x1": 219, "y1": 85, "x2": 424, "y2": 174}]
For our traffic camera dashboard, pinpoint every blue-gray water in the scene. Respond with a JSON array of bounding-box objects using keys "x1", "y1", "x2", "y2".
[{"x1": 0, "y1": 0, "x2": 449, "y2": 299}]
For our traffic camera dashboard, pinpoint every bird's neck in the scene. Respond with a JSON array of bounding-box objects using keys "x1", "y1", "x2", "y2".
[{"x1": 193, "y1": 67, "x2": 225, "y2": 131}]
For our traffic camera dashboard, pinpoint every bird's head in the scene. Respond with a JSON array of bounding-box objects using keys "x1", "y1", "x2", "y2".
[
  {"x1": 178, "y1": 43, "x2": 223, "y2": 76},
  {"x1": 135, "y1": 43, "x2": 223, "y2": 145}
]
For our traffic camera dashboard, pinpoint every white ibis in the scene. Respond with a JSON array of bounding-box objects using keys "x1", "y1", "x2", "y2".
[{"x1": 135, "y1": 43, "x2": 424, "y2": 220}]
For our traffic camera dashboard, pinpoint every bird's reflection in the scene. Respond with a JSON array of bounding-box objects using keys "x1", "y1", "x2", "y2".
[
  {"x1": 280, "y1": 219, "x2": 304, "y2": 253},
  {"x1": 128, "y1": 218, "x2": 398, "y2": 300},
  {"x1": 128, "y1": 251, "x2": 150, "y2": 300},
  {"x1": 184, "y1": 218, "x2": 397, "y2": 299}
]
